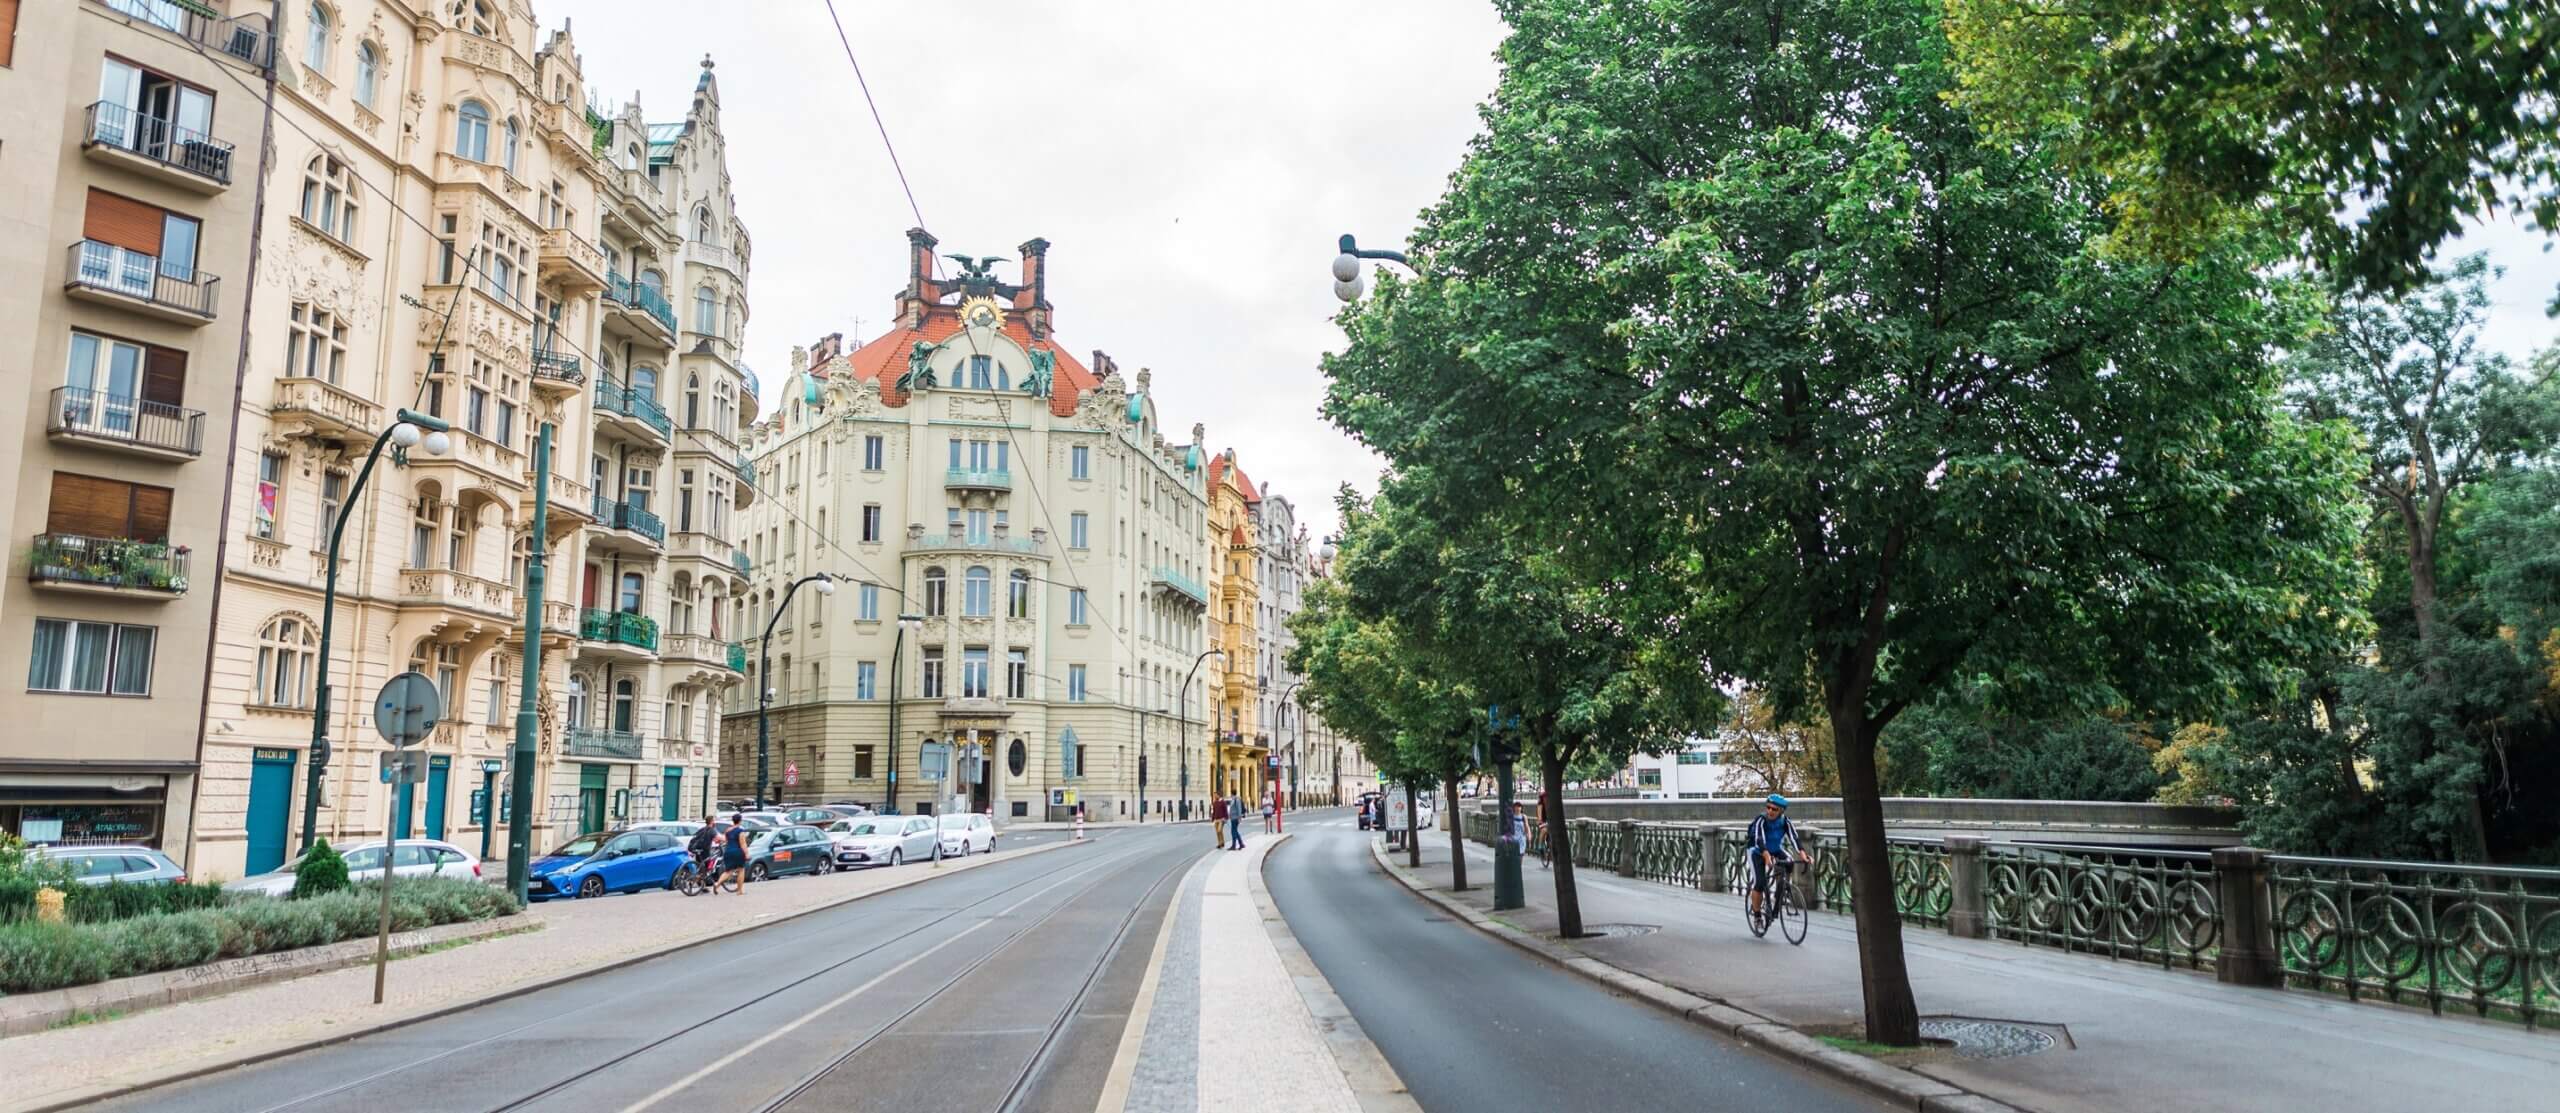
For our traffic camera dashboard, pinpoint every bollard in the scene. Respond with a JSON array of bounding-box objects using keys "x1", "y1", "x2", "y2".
[
  {"x1": 1617, "y1": 819, "x2": 1640, "y2": 876},
  {"x1": 1944, "y1": 835, "x2": 1989, "y2": 939},
  {"x1": 1074, "y1": 810, "x2": 1085, "y2": 841},
  {"x1": 2211, "y1": 846, "x2": 2283, "y2": 988},
  {"x1": 1700, "y1": 826, "x2": 1727, "y2": 892}
]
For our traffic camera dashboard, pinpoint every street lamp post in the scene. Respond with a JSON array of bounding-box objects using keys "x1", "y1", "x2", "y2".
[
  {"x1": 884, "y1": 609, "x2": 922, "y2": 814},
  {"x1": 300, "y1": 409, "x2": 451, "y2": 855},
  {"x1": 756, "y1": 573, "x2": 840, "y2": 809},
  {"x1": 1277, "y1": 679, "x2": 1306, "y2": 831},
  {"x1": 1179, "y1": 648, "x2": 1223, "y2": 821}
]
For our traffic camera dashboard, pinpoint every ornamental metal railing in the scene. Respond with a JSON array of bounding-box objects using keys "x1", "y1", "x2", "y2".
[
  {"x1": 578, "y1": 608, "x2": 658, "y2": 651},
  {"x1": 1984, "y1": 843, "x2": 2218, "y2": 968},
  {"x1": 2270, "y1": 855, "x2": 2560, "y2": 1029},
  {"x1": 48, "y1": 386, "x2": 205, "y2": 456},
  {"x1": 84, "y1": 100, "x2": 234, "y2": 183},
  {"x1": 564, "y1": 727, "x2": 644, "y2": 761},
  {"x1": 592, "y1": 379, "x2": 672, "y2": 438},
  {"x1": 65, "y1": 241, "x2": 219, "y2": 318},
  {"x1": 28, "y1": 533, "x2": 190, "y2": 595},
  {"x1": 531, "y1": 348, "x2": 584, "y2": 385},
  {"x1": 96, "y1": 0, "x2": 275, "y2": 69},
  {"x1": 603, "y1": 272, "x2": 677, "y2": 333}
]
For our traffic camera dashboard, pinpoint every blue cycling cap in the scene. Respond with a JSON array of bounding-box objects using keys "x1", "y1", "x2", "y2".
[{"x1": 1765, "y1": 794, "x2": 1789, "y2": 809}]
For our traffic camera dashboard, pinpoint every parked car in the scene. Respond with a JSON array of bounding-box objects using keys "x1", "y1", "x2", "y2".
[
  {"x1": 528, "y1": 829, "x2": 696, "y2": 900},
  {"x1": 728, "y1": 811, "x2": 786, "y2": 830},
  {"x1": 938, "y1": 814, "x2": 994, "y2": 857},
  {"x1": 223, "y1": 839, "x2": 479, "y2": 897},
  {"x1": 612, "y1": 821, "x2": 701, "y2": 840},
  {"x1": 745, "y1": 824, "x2": 837, "y2": 881},
  {"x1": 32, "y1": 845, "x2": 186, "y2": 886},
  {"x1": 1356, "y1": 791, "x2": 1384, "y2": 829},
  {"x1": 779, "y1": 807, "x2": 846, "y2": 829},
  {"x1": 827, "y1": 816, "x2": 940, "y2": 867}
]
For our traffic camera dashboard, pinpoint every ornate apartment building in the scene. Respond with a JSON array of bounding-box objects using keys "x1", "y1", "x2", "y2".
[
  {"x1": 185, "y1": 0, "x2": 753, "y2": 879},
  {"x1": 1204, "y1": 451, "x2": 1266, "y2": 805},
  {"x1": 1253, "y1": 491, "x2": 1369, "y2": 807},
  {"x1": 724, "y1": 230, "x2": 1225, "y2": 823},
  {"x1": 0, "y1": 0, "x2": 277, "y2": 856}
]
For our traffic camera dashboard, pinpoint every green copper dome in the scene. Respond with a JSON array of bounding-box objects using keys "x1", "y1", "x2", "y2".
[
  {"x1": 1126, "y1": 391, "x2": 1145, "y2": 423},
  {"x1": 1184, "y1": 444, "x2": 1201, "y2": 472}
]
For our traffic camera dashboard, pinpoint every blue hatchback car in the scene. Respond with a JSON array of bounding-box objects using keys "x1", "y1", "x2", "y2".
[{"x1": 528, "y1": 829, "x2": 695, "y2": 900}]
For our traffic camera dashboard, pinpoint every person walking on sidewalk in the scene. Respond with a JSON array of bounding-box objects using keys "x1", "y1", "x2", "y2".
[
  {"x1": 1227, "y1": 792, "x2": 1246, "y2": 850},
  {"x1": 1261, "y1": 796, "x2": 1276, "y2": 834},
  {"x1": 719, "y1": 813, "x2": 751, "y2": 891},
  {"x1": 1211, "y1": 793, "x2": 1229, "y2": 849},
  {"x1": 1534, "y1": 789, "x2": 1551, "y2": 869}
]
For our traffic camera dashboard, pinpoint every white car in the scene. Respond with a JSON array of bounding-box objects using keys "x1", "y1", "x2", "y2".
[
  {"x1": 826, "y1": 815, "x2": 941, "y2": 867},
  {"x1": 223, "y1": 838, "x2": 480, "y2": 897},
  {"x1": 938, "y1": 813, "x2": 994, "y2": 857}
]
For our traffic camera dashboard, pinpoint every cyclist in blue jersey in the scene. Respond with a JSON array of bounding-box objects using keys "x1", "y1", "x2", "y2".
[{"x1": 1746, "y1": 794, "x2": 1808, "y2": 923}]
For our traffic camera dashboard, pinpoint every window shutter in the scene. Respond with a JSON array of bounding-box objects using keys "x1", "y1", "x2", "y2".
[
  {"x1": 142, "y1": 345, "x2": 187, "y2": 406},
  {"x1": 47, "y1": 473, "x2": 138, "y2": 538},
  {"x1": 0, "y1": 0, "x2": 19, "y2": 67},
  {"x1": 82, "y1": 189, "x2": 166, "y2": 255},
  {"x1": 132, "y1": 485, "x2": 173, "y2": 542}
]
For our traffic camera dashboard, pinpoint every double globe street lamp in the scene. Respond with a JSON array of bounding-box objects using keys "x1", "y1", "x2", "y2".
[{"x1": 1331, "y1": 233, "x2": 1418, "y2": 302}]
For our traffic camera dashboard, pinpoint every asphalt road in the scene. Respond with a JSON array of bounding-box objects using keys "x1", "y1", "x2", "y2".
[
  {"x1": 1265, "y1": 817, "x2": 1897, "y2": 1113},
  {"x1": 95, "y1": 823, "x2": 1209, "y2": 1113}
]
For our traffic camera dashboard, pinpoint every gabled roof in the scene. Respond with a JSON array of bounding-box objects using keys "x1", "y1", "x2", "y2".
[{"x1": 828, "y1": 310, "x2": 1096, "y2": 417}]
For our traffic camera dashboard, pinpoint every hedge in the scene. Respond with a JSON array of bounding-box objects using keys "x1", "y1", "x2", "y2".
[{"x1": 0, "y1": 877, "x2": 522, "y2": 994}]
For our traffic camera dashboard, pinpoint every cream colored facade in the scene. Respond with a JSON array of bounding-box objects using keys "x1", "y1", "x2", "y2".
[
  {"x1": 0, "y1": 0, "x2": 277, "y2": 859},
  {"x1": 188, "y1": 0, "x2": 754, "y2": 879},
  {"x1": 723, "y1": 231, "x2": 1223, "y2": 822},
  {"x1": 1253, "y1": 492, "x2": 1368, "y2": 807}
]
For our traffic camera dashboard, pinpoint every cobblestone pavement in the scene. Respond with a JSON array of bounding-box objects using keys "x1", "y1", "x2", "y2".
[{"x1": 0, "y1": 836, "x2": 1082, "y2": 1113}]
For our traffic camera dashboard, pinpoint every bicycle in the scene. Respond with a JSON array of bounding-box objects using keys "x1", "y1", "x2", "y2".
[
  {"x1": 1745, "y1": 858, "x2": 1810, "y2": 945},
  {"x1": 678, "y1": 850, "x2": 742, "y2": 896}
]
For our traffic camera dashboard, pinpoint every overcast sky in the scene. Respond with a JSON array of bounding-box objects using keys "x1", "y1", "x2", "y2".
[
  {"x1": 546, "y1": 1, "x2": 2559, "y2": 543},
  {"x1": 543, "y1": 0, "x2": 1508, "y2": 540}
]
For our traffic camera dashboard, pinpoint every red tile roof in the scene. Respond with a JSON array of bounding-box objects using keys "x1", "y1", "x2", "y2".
[{"x1": 828, "y1": 308, "x2": 1096, "y2": 416}]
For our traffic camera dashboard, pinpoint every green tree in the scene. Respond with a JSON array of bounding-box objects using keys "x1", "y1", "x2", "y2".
[
  {"x1": 1320, "y1": 0, "x2": 2367, "y2": 1042},
  {"x1": 1881, "y1": 707, "x2": 2167, "y2": 803},
  {"x1": 290, "y1": 839, "x2": 350, "y2": 900},
  {"x1": 1945, "y1": 0, "x2": 2560, "y2": 295}
]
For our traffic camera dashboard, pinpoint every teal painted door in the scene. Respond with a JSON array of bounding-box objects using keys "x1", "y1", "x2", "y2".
[
  {"x1": 424, "y1": 757, "x2": 451, "y2": 842},
  {"x1": 662, "y1": 767, "x2": 682, "y2": 821},
  {"x1": 394, "y1": 777, "x2": 414, "y2": 840},
  {"x1": 578, "y1": 764, "x2": 607, "y2": 835},
  {"x1": 245, "y1": 749, "x2": 296, "y2": 874}
]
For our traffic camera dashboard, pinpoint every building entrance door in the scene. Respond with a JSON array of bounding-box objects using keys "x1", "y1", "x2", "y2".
[{"x1": 246, "y1": 748, "x2": 295, "y2": 874}]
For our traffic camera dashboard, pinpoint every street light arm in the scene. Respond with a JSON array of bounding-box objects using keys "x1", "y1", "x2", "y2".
[
  {"x1": 753, "y1": 572, "x2": 838, "y2": 808},
  {"x1": 1337, "y1": 233, "x2": 1417, "y2": 274}
]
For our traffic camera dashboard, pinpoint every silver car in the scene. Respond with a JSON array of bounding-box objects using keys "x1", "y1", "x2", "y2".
[
  {"x1": 34, "y1": 845, "x2": 187, "y2": 886},
  {"x1": 223, "y1": 838, "x2": 480, "y2": 897},
  {"x1": 937, "y1": 814, "x2": 995, "y2": 857},
  {"x1": 827, "y1": 815, "x2": 941, "y2": 867}
]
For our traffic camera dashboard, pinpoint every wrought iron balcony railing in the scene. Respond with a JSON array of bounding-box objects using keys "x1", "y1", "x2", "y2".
[
  {"x1": 531, "y1": 348, "x2": 583, "y2": 385},
  {"x1": 28, "y1": 532, "x2": 190, "y2": 595},
  {"x1": 578, "y1": 608, "x2": 658, "y2": 651},
  {"x1": 564, "y1": 727, "x2": 644, "y2": 760},
  {"x1": 83, "y1": 100, "x2": 234, "y2": 184},
  {"x1": 47, "y1": 386, "x2": 204, "y2": 458},
  {"x1": 65, "y1": 241, "x2": 219, "y2": 319}
]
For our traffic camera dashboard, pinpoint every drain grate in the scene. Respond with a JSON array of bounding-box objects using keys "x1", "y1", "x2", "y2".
[
  {"x1": 1577, "y1": 923, "x2": 1660, "y2": 938},
  {"x1": 1919, "y1": 1018, "x2": 2063, "y2": 1060}
]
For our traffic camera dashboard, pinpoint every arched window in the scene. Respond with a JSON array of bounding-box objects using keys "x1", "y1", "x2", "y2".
[
  {"x1": 510, "y1": 533, "x2": 528, "y2": 588},
  {"x1": 503, "y1": 116, "x2": 520, "y2": 174},
  {"x1": 624, "y1": 143, "x2": 641, "y2": 171},
  {"x1": 567, "y1": 674, "x2": 588, "y2": 728},
  {"x1": 447, "y1": 500, "x2": 474, "y2": 570},
  {"x1": 922, "y1": 567, "x2": 947, "y2": 617},
  {"x1": 450, "y1": 0, "x2": 493, "y2": 36},
  {"x1": 304, "y1": 3, "x2": 330, "y2": 72},
  {"x1": 612, "y1": 678, "x2": 635, "y2": 732},
  {"x1": 632, "y1": 364, "x2": 658, "y2": 401},
  {"x1": 693, "y1": 206, "x2": 716, "y2": 245},
  {"x1": 639, "y1": 267, "x2": 663, "y2": 296},
  {"x1": 715, "y1": 383, "x2": 734, "y2": 438},
  {"x1": 409, "y1": 489, "x2": 441, "y2": 568},
  {"x1": 354, "y1": 42, "x2": 378, "y2": 107},
  {"x1": 455, "y1": 100, "x2": 490, "y2": 161},
  {"x1": 685, "y1": 373, "x2": 702, "y2": 427},
  {"x1": 253, "y1": 615, "x2": 318, "y2": 708},
  {"x1": 299, "y1": 155, "x2": 356, "y2": 240},
  {"x1": 694, "y1": 286, "x2": 716, "y2": 335},
  {"x1": 619, "y1": 571, "x2": 644, "y2": 614},
  {"x1": 1008, "y1": 570, "x2": 1031, "y2": 619},
  {"x1": 670, "y1": 574, "x2": 694, "y2": 634},
  {"x1": 963, "y1": 567, "x2": 992, "y2": 617}
]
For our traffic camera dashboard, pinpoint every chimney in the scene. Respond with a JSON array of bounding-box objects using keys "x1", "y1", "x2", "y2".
[
  {"x1": 1016, "y1": 237, "x2": 1052, "y2": 337},
  {"x1": 904, "y1": 227, "x2": 940, "y2": 305}
]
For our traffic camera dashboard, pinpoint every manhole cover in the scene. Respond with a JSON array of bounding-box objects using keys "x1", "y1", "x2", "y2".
[
  {"x1": 1578, "y1": 923, "x2": 1659, "y2": 938},
  {"x1": 1919, "y1": 1018, "x2": 2061, "y2": 1060}
]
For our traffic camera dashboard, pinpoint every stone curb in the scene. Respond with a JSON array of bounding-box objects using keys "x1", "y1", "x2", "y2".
[
  {"x1": 1248, "y1": 833, "x2": 1424, "y2": 1113},
  {"x1": 1365, "y1": 837, "x2": 2032, "y2": 1113},
  {"x1": 0, "y1": 914, "x2": 540, "y2": 1039},
  {"x1": 16, "y1": 838, "x2": 1089, "y2": 1113}
]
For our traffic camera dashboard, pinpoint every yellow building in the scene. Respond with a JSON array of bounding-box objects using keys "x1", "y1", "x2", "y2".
[{"x1": 1205, "y1": 450, "x2": 1265, "y2": 807}]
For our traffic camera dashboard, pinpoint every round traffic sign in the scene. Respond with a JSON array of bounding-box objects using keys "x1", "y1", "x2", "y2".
[{"x1": 373, "y1": 671, "x2": 443, "y2": 747}]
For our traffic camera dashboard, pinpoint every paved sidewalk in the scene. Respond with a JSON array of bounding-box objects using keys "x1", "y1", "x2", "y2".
[
  {"x1": 0, "y1": 841, "x2": 1073, "y2": 1112},
  {"x1": 1115, "y1": 834, "x2": 1403, "y2": 1113},
  {"x1": 1389, "y1": 836, "x2": 2560, "y2": 1113}
]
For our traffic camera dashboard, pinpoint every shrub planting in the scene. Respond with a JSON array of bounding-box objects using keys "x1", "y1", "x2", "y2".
[{"x1": 290, "y1": 840, "x2": 351, "y2": 900}]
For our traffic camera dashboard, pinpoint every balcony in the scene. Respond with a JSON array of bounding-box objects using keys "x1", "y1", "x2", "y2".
[
  {"x1": 731, "y1": 549, "x2": 752, "y2": 576},
  {"x1": 93, "y1": 1, "x2": 275, "y2": 70},
  {"x1": 269, "y1": 376, "x2": 383, "y2": 440},
  {"x1": 1153, "y1": 566, "x2": 1210, "y2": 609},
  {"x1": 27, "y1": 533, "x2": 189, "y2": 598},
  {"x1": 603, "y1": 273, "x2": 676, "y2": 339},
  {"x1": 537, "y1": 227, "x2": 606, "y2": 294},
  {"x1": 542, "y1": 599, "x2": 578, "y2": 637},
  {"x1": 82, "y1": 101, "x2": 233, "y2": 191},
  {"x1": 938, "y1": 696, "x2": 1015, "y2": 721},
  {"x1": 525, "y1": 469, "x2": 592, "y2": 528},
  {"x1": 396, "y1": 566, "x2": 516, "y2": 621},
  {"x1": 579, "y1": 608, "x2": 658, "y2": 652},
  {"x1": 46, "y1": 387, "x2": 204, "y2": 461},
  {"x1": 64, "y1": 242, "x2": 219, "y2": 324},
  {"x1": 564, "y1": 727, "x2": 645, "y2": 762},
  {"x1": 530, "y1": 349, "x2": 584, "y2": 389},
  {"x1": 728, "y1": 642, "x2": 748, "y2": 672},
  {"x1": 593, "y1": 379, "x2": 672, "y2": 440},
  {"x1": 688, "y1": 240, "x2": 744, "y2": 277},
  {"x1": 945, "y1": 468, "x2": 1013, "y2": 493},
  {"x1": 662, "y1": 633, "x2": 743, "y2": 674},
  {"x1": 588, "y1": 495, "x2": 665, "y2": 546},
  {"x1": 908, "y1": 534, "x2": 1047, "y2": 558}
]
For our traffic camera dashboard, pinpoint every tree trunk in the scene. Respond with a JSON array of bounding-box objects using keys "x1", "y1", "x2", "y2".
[
  {"x1": 1444, "y1": 774, "x2": 1469, "y2": 891},
  {"x1": 2407, "y1": 531, "x2": 2438, "y2": 647},
  {"x1": 1404, "y1": 780, "x2": 1422, "y2": 869},
  {"x1": 1831, "y1": 696, "x2": 1921, "y2": 1046},
  {"x1": 1541, "y1": 746, "x2": 1584, "y2": 938}
]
